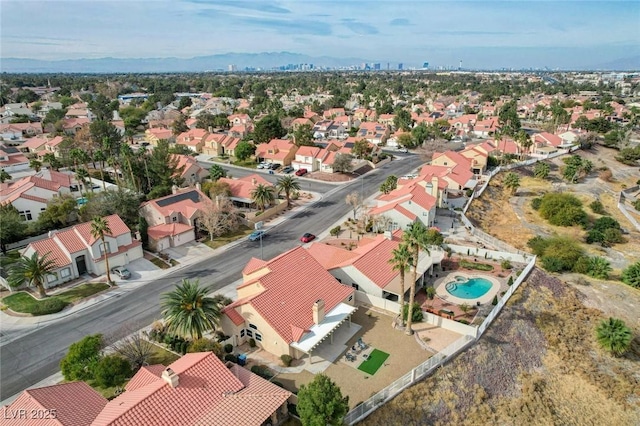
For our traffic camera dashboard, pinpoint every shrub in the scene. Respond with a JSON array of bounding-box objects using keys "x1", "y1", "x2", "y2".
[
  {"x1": 60, "y1": 334, "x2": 103, "y2": 381},
  {"x1": 32, "y1": 298, "x2": 69, "y2": 316},
  {"x1": 329, "y1": 226, "x2": 342, "y2": 238},
  {"x1": 501, "y1": 260, "x2": 512, "y2": 270},
  {"x1": 251, "y1": 365, "x2": 273, "y2": 379},
  {"x1": 586, "y1": 256, "x2": 612, "y2": 279},
  {"x1": 402, "y1": 302, "x2": 424, "y2": 323},
  {"x1": 589, "y1": 200, "x2": 606, "y2": 215},
  {"x1": 572, "y1": 256, "x2": 591, "y2": 274},
  {"x1": 596, "y1": 318, "x2": 632, "y2": 356},
  {"x1": 598, "y1": 169, "x2": 613, "y2": 182},
  {"x1": 634, "y1": 199, "x2": 640, "y2": 211},
  {"x1": 456, "y1": 319, "x2": 470, "y2": 325},
  {"x1": 531, "y1": 197, "x2": 542, "y2": 210},
  {"x1": 459, "y1": 259, "x2": 494, "y2": 271},
  {"x1": 249, "y1": 338, "x2": 256, "y2": 348},
  {"x1": 541, "y1": 256, "x2": 565, "y2": 273},
  {"x1": 530, "y1": 236, "x2": 585, "y2": 273},
  {"x1": 187, "y1": 338, "x2": 223, "y2": 358},
  {"x1": 224, "y1": 343, "x2": 233, "y2": 354},
  {"x1": 94, "y1": 355, "x2": 132, "y2": 388},
  {"x1": 491, "y1": 295, "x2": 498, "y2": 306},
  {"x1": 621, "y1": 262, "x2": 640, "y2": 288},
  {"x1": 224, "y1": 354, "x2": 237, "y2": 363},
  {"x1": 537, "y1": 192, "x2": 587, "y2": 227},
  {"x1": 507, "y1": 276, "x2": 514, "y2": 286},
  {"x1": 281, "y1": 354, "x2": 293, "y2": 367}
]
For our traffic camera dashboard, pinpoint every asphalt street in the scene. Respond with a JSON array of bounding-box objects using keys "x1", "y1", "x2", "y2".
[{"x1": 0, "y1": 155, "x2": 422, "y2": 400}]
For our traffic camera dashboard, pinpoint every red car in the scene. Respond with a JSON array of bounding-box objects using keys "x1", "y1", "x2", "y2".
[
  {"x1": 300, "y1": 233, "x2": 316, "y2": 243},
  {"x1": 295, "y1": 168, "x2": 308, "y2": 176}
]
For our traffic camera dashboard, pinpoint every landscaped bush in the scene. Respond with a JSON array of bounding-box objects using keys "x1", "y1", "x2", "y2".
[
  {"x1": 589, "y1": 200, "x2": 607, "y2": 215},
  {"x1": 586, "y1": 217, "x2": 624, "y2": 246},
  {"x1": 249, "y1": 338, "x2": 256, "y2": 348},
  {"x1": 250, "y1": 365, "x2": 274, "y2": 379},
  {"x1": 94, "y1": 355, "x2": 133, "y2": 388},
  {"x1": 456, "y1": 319, "x2": 470, "y2": 325},
  {"x1": 281, "y1": 354, "x2": 293, "y2": 367},
  {"x1": 501, "y1": 260, "x2": 512, "y2": 270},
  {"x1": 459, "y1": 259, "x2": 494, "y2": 271},
  {"x1": 60, "y1": 334, "x2": 103, "y2": 381},
  {"x1": 527, "y1": 236, "x2": 585, "y2": 273},
  {"x1": 224, "y1": 343, "x2": 233, "y2": 354},
  {"x1": 402, "y1": 302, "x2": 424, "y2": 323},
  {"x1": 187, "y1": 338, "x2": 223, "y2": 358},
  {"x1": 491, "y1": 295, "x2": 498, "y2": 306},
  {"x1": 224, "y1": 354, "x2": 237, "y2": 363},
  {"x1": 32, "y1": 298, "x2": 69, "y2": 316},
  {"x1": 621, "y1": 262, "x2": 640, "y2": 288},
  {"x1": 507, "y1": 276, "x2": 514, "y2": 286},
  {"x1": 536, "y1": 192, "x2": 588, "y2": 227}
]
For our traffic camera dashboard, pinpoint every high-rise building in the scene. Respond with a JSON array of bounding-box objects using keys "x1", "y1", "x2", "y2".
[
  {"x1": 373, "y1": 63, "x2": 381, "y2": 70},
  {"x1": 398, "y1": 63, "x2": 403, "y2": 70},
  {"x1": 228, "y1": 64, "x2": 237, "y2": 72},
  {"x1": 422, "y1": 62, "x2": 429, "y2": 69}
]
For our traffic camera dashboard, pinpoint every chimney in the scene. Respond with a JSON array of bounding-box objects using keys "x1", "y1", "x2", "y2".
[
  {"x1": 383, "y1": 231, "x2": 393, "y2": 240},
  {"x1": 195, "y1": 182, "x2": 201, "y2": 191},
  {"x1": 161, "y1": 368, "x2": 179, "y2": 388},
  {"x1": 251, "y1": 178, "x2": 257, "y2": 186},
  {"x1": 208, "y1": 126, "x2": 213, "y2": 133},
  {"x1": 312, "y1": 299, "x2": 325, "y2": 325}
]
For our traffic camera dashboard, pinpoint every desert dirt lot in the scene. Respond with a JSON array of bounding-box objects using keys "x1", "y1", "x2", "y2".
[{"x1": 362, "y1": 268, "x2": 640, "y2": 426}]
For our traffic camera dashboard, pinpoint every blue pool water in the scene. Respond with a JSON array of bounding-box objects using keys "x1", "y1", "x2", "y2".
[{"x1": 445, "y1": 276, "x2": 493, "y2": 299}]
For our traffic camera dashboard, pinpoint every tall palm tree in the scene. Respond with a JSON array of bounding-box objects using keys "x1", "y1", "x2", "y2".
[
  {"x1": 503, "y1": 172, "x2": 520, "y2": 195},
  {"x1": 596, "y1": 317, "x2": 632, "y2": 356},
  {"x1": 42, "y1": 153, "x2": 61, "y2": 171},
  {"x1": 161, "y1": 279, "x2": 222, "y2": 339},
  {"x1": 92, "y1": 149, "x2": 107, "y2": 190},
  {"x1": 91, "y1": 216, "x2": 113, "y2": 285},
  {"x1": 75, "y1": 167, "x2": 92, "y2": 194},
  {"x1": 251, "y1": 184, "x2": 275, "y2": 211},
  {"x1": 8, "y1": 252, "x2": 57, "y2": 298},
  {"x1": 389, "y1": 243, "x2": 413, "y2": 327},
  {"x1": 402, "y1": 222, "x2": 430, "y2": 335},
  {"x1": 276, "y1": 175, "x2": 301, "y2": 207}
]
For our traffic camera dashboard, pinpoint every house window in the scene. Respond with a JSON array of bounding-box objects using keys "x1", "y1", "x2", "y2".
[
  {"x1": 100, "y1": 242, "x2": 111, "y2": 255},
  {"x1": 240, "y1": 329, "x2": 245, "y2": 337},
  {"x1": 255, "y1": 333, "x2": 262, "y2": 342},
  {"x1": 249, "y1": 323, "x2": 258, "y2": 330},
  {"x1": 172, "y1": 216, "x2": 177, "y2": 222},
  {"x1": 46, "y1": 273, "x2": 58, "y2": 283},
  {"x1": 349, "y1": 295, "x2": 353, "y2": 301},
  {"x1": 19, "y1": 210, "x2": 32, "y2": 221},
  {"x1": 246, "y1": 330, "x2": 253, "y2": 338},
  {"x1": 351, "y1": 283, "x2": 359, "y2": 290},
  {"x1": 60, "y1": 268, "x2": 71, "y2": 278}
]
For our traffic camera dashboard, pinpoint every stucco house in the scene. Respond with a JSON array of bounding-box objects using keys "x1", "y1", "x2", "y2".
[
  {"x1": 22, "y1": 214, "x2": 143, "y2": 287},
  {"x1": 175, "y1": 128, "x2": 208, "y2": 153},
  {"x1": 202, "y1": 133, "x2": 240, "y2": 157},
  {"x1": 255, "y1": 139, "x2": 298, "y2": 167}
]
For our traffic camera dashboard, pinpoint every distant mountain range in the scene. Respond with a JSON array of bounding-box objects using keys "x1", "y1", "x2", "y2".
[
  {"x1": 1, "y1": 52, "x2": 639, "y2": 73},
  {"x1": 1, "y1": 52, "x2": 373, "y2": 73}
]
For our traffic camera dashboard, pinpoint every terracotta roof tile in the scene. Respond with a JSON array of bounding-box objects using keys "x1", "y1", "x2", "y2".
[
  {"x1": 147, "y1": 223, "x2": 193, "y2": 240},
  {"x1": 29, "y1": 238, "x2": 71, "y2": 268},
  {"x1": 242, "y1": 257, "x2": 268, "y2": 275}
]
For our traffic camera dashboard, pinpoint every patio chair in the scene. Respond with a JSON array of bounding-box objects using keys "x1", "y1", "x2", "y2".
[
  {"x1": 345, "y1": 353, "x2": 356, "y2": 362},
  {"x1": 357, "y1": 339, "x2": 367, "y2": 350}
]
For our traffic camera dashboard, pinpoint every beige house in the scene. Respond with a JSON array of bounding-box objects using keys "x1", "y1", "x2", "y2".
[
  {"x1": 202, "y1": 133, "x2": 240, "y2": 157},
  {"x1": 144, "y1": 128, "x2": 174, "y2": 146},
  {"x1": 255, "y1": 138, "x2": 298, "y2": 166},
  {"x1": 221, "y1": 247, "x2": 356, "y2": 363}
]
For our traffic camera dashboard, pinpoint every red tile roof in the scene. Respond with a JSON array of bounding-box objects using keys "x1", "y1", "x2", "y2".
[
  {"x1": 218, "y1": 174, "x2": 272, "y2": 200},
  {"x1": 147, "y1": 223, "x2": 193, "y2": 240},
  {"x1": 29, "y1": 238, "x2": 72, "y2": 268},
  {"x1": 73, "y1": 214, "x2": 131, "y2": 246},
  {"x1": 93, "y1": 352, "x2": 290, "y2": 426},
  {"x1": 232, "y1": 247, "x2": 353, "y2": 344},
  {"x1": 3, "y1": 382, "x2": 107, "y2": 426},
  {"x1": 141, "y1": 188, "x2": 212, "y2": 219},
  {"x1": 242, "y1": 257, "x2": 268, "y2": 275}
]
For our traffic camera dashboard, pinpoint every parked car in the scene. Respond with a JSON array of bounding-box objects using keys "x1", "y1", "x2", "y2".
[
  {"x1": 295, "y1": 168, "x2": 308, "y2": 176},
  {"x1": 248, "y1": 230, "x2": 266, "y2": 241},
  {"x1": 257, "y1": 162, "x2": 268, "y2": 169},
  {"x1": 111, "y1": 266, "x2": 131, "y2": 279},
  {"x1": 282, "y1": 166, "x2": 294, "y2": 174},
  {"x1": 300, "y1": 233, "x2": 316, "y2": 243},
  {"x1": 270, "y1": 163, "x2": 281, "y2": 170},
  {"x1": 398, "y1": 147, "x2": 408, "y2": 153}
]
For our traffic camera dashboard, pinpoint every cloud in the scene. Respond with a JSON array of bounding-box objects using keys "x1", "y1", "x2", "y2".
[
  {"x1": 234, "y1": 16, "x2": 332, "y2": 36},
  {"x1": 340, "y1": 19, "x2": 378, "y2": 35},
  {"x1": 390, "y1": 18, "x2": 410, "y2": 26},
  {"x1": 184, "y1": 0, "x2": 291, "y2": 14}
]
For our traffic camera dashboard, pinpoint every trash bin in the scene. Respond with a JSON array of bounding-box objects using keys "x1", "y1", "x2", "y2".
[{"x1": 237, "y1": 354, "x2": 247, "y2": 366}]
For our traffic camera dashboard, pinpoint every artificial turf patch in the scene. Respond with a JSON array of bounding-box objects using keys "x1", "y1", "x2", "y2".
[{"x1": 357, "y1": 349, "x2": 390, "y2": 375}]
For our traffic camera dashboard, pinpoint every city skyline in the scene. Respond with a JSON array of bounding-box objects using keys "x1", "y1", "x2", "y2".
[{"x1": 1, "y1": 1, "x2": 639, "y2": 70}]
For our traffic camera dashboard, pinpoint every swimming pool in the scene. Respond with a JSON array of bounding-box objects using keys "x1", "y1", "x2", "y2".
[{"x1": 445, "y1": 276, "x2": 493, "y2": 299}]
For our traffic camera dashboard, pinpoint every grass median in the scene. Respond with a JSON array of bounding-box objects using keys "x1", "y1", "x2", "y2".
[{"x1": 1, "y1": 282, "x2": 110, "y2": 316}]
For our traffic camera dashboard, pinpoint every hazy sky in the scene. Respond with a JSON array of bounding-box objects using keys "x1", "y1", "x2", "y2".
[{"x1": 2, "y1": 0, "x2": 639, "y2": 68}]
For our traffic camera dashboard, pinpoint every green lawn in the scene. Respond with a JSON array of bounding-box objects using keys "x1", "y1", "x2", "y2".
[
  {"x1": 203, "y1": 226, "x2": 253, "y2": 250},
  {"x1": 148, "y1": 256, "x2": 170, "y2": 269},
  {"x1": 357, "y1": 349, "x2": 390, "y2": 376},
  {"x1": 1, "y1": 283, "x2": 110, "y2": 316},
  {"x1": 148, "y1": 343, "x2": 181, "y2": 366}
]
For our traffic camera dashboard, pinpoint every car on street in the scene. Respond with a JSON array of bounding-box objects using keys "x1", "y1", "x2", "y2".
[
  {"x1": 270, "y1": 163, "x2": 281, "y2": 170},
  {"x1": 300, "y1": 233, "x2": 316, "y2": 243},
  {"x1": 398, "y1": 147, "x2": 408, "y2": 153},
  {"x1": 111, "y1": 266, "x2": 131, "y2": 279},
  {"x1": 257, "y1": 162, "x2": 269, "y2": 169},
  {"x1": 248, "y1": 230, "x2": 266, "y2": 241},
  {"x1": 282, "y1": 166, "x2": 294, "y2": 174},
  {"x1": 295, "y1": 168, "x2": 308, "y2": 176}
]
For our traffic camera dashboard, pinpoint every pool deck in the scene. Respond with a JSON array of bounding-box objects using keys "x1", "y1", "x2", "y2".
[{"x1": 434, "y1": 271, "x2": 502, "y2": 305}]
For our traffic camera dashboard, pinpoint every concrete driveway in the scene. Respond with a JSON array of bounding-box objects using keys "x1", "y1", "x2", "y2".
[{"x1": 161, "y1": 242, "x2": 214, "y2": 264}]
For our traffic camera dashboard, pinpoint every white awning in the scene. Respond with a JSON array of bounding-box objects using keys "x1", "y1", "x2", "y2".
[{"x1": 290, "y1": 303, "x2": 357, "y2": 354}]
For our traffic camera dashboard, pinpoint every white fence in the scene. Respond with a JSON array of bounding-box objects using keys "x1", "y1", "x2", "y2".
[
  {"x1": 445, "y1": 244, "x2": 530, "y2": 264},
  {"x1": 422, "y1": 311, "x2": 477, "y2": 337},
  {"x1": 618, "y1": 188, "x2": 640, "y2": 232},
  {"x1": 354, "y1": 290, "x2": 401, "y2": 314}
]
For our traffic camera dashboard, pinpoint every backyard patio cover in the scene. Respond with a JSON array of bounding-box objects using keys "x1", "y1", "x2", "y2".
[{"x1": 290, "y1": 303, "x2": 357, "y2": 354}]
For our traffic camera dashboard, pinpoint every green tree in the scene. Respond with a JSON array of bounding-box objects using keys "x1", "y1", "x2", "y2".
[
  {"x1": 251, "y1": 184, "x2": 275, "y2": 211},
  {"x1": 621, "y1": 262, "x2": 640, "y2": 288},
  {"x1": 196, "y1": 113, "x2": 230, "y2": 130},
  {"x1": 537, "y1": 192, "x2": 587, "y2": 227},
  {"x1": 234, "y1": 140, "x2": 256, "y2": 161},
  {"x1": 276, "y1": 175, "x2": 301, "y2": 206},
  {"x1": 293, "y1": 123, "x2": 315, "y2": 146},
  {"x1": 586, "y1": 256, "x2": 612, "y2": 279},
  {"x1": 379, "y1": 175, "x2": 398, "y2": 194},
  {"x1": 145, "y1": 139, "x2": 185, "y2": 198},
  {"x1": 393, "y1": 109, "x2": 413, "y2": 131},
  {"x1": 0, "y1": 169, "x2": 12, "y2": 183},
  {"x1": 208, "y1": 164, "x2": 227, "y2": 181},
  {"x1": 178, "y1": 96, "x2": 192, "y2": 110},
  {"x1": 7, "y1": 252, "x2": 57, "y2": 297},
  {"x1": 254, "y1": 115, "x2": 285, "y2": 144},
  {"x1": 503, "y1": 172, "x2": 520, "y2": 195},
  {"x1": 0, "y1": 204, "x2": 27, "y2": 253},
  {"x1": 389, "y1": 243, "x2": 413, "y2": 327},
  {"x1": 60, "y1": 334, "x2": 103, "y2": 381},
  {"x1": 332, "y1": 153, "x2": 354, "y2": 173},
  {"x1": 43, "y1": 108, "x2": 67, "y2": 128},
  {"x1": 402, "y1": 221, "x2": 430, "y2": 335},
  {"x1": 29, "y1": 159, "x2": 42, "y2": 172},
  {"x1": 37, "y1": 194, "x2": 77, "y2": 230},
  {"x1": 352, "y1": 139, "x2": 372, "y2": 159},
  {"x1": 172, "y1": 114, "x2": 189, "y2": 136},
  {"x1": 94, "y1": 355, "x2": 132, "y2": 388},
  {"x1": 79, "y1": 189, "x2": 142, "y2": 230},
  {"x1": 562, "y1": 155, "x2": 593, "y2": 183},
  {"x1": 91, "y1": 216, "x2": 113, "y2": 285},
  {"x1": 498, "y1": 100, "x2": 521, "y2": 136},
  {"x1": 297, "y1": 374, "x2": 349, "y2": 426},
  {"x1": 42, "y1": 153, "x2": 61, "y2": 171},
  {"x1": 411, "y1": 123, "x2": 430, "y2": 145},
  {"x1": 89, "y1": 120, "x2": 122, "y2": 157},
  {"x1": 161, "y1": 279, "x2": 222, "y2": 339},
  {"x1": 596, "y1": 318, "x2": 632, "y2": 356},
  {"x1": 533, "y1": 162, "x2": 550, "y2": 179}
]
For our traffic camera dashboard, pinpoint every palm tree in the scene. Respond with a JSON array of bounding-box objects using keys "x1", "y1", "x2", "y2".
[
  {"x1": 533, "y1": 162, "x2": 550, "y2": 180},
  {"x1": 8, "y1": 252, "x2": 57, "y2": 298},
  {"x1": 42, "y1": 153, "x2": 61, "y2": 171},
  {"x1": 161, "y1": 279, "x2": 222, "y2": 339},
  {"x1": 91, "y1": 216, "x2": 113, "y2": 285},
  {"x1": 503, "y1": 172, "x2": 520, "y2": 195},
  {"x1": 75, "y1": 167, "x2": 92, "y2": 194},
  {"x1": 92, "y1": 149, "x2": 107, "y2": 190},
  {"x1": 587, "y1": 256, "x2": 612, "y2": 279},
  {"x1": 402, "y1": 221, "x2": 430, "y2": 335},
  {"x1": 251, "y1": 184, "x2": 275, "y2": 211},
  {"x1": 389, "y1": 243, "x2": 413, "y2": 327},
  {"x1": 0, "y1": 169, "x2": 11, "y2": 183},
  {"x1": 596, "y1": 317, "x2": 632, "y2": 356},
  {"x1": 276, "y1": 175, "x2": 301, "y2": 207}
]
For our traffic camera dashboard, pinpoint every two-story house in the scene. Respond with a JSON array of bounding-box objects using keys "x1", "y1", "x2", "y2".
[
  {"x1": 255, "y1": 139, "x2": 298, "y2": 167},
  {"x1": 22, "y1": 214, "x2": 143, "y2": 287},
  {"x1": 175, "y1": 128, "x2": 208, "y2": 153},
  {"x1": 202, "y1": 133, "x2": 240, "y2": 157}
]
